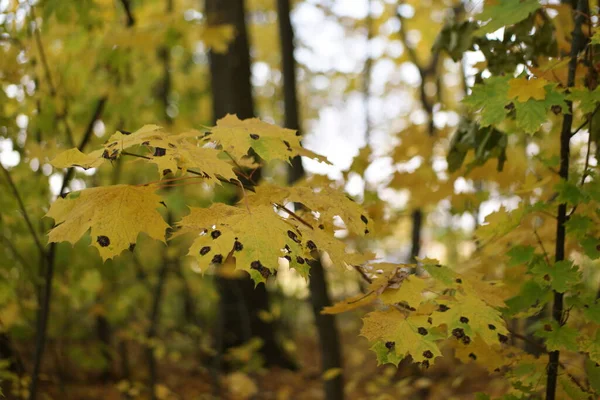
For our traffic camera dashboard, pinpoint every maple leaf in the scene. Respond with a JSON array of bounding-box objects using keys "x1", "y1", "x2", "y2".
[
  {"x1": 530, "y1": 260, "x2": 581, "y2": 293},
  {"x1": 51, "y1": 125, "x2": 237, "y2": 182},
  {"x1": 175, "y1": 203, "x2": 308, "y2": 283},
  {"x1": 205, "y1": 114, "x2": 330, "y2": 164},
  {"x1": 508, "y1": 78, "x2": 549, "y2": 103},
  {"x1": 535, "y1": 321, "x2": 578, "y2": 352},
  {"x1": 247, "y1": 184, "x2": 371, "y2": 237},
  {"x1": 200, "y1": 24, "x2": 235, "y2": 54},
  {"x1": 46, "y1": 185, "x2": 169, "y2": 260},
  {"x1": 451, "y1": 335, "x2": 508, "y2": 372},
  {"x1": 361, "y1": 309, "x2": 442, "y2": 365},
  {"x1": 463, "y1": 76, "x2": 510, "y2": 127},
  {"x1": 430, "y1": 292, "x2": 508, "y2": 346},
  {"x1": 476, "y1": 0, "x2": 541, "y2": 35}
]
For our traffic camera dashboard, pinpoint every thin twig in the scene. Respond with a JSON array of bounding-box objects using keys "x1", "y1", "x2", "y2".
[
  {"x1": 274, "y1": 203, "x2": 314, "y2": 230},
  {"x1": 571, "y1": 104, "x2": 600, "y2": 138},
  {"x1": 0, "y1": 163, "x2": 46, "y2": 255},
  {"x1": 29, "y1": 5, "x2": 55, "y2": 96},
  {"x1": 534, "y1": 230, "x2": 551, "y2": 266},
  {"x1": 353, "y1": 265, "x2": 373, "y2": 284}
]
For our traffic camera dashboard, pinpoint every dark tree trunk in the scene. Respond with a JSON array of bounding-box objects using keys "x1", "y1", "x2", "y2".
[
  {"x1": 277, "y1": 1, "x2": 344, "y2": 399},
  {"x1": 206, "y1": 0, "x2": 295, "y2": 369}
]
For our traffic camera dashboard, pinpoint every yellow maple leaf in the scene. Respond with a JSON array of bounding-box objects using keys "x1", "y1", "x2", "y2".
[
  {"x1": 46, "y1": 185, "x2": 169, "y2": 260},
  {"x1": 207, "y1": 114, "x2": 330, "y2": 164},
  {"x1": 507, "y1": 77, "x2": 548, "y2": 102},
  {"x1": 361, "y1": 309, "x2": 441, "y2": 364},
  {"x1": 201, "y1": 24, "x2": 236, "y2": 54}
]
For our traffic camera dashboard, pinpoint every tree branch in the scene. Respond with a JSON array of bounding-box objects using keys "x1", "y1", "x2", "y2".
[{"x1": 0, "y1": 163, "x2": 46, "y2": 256}]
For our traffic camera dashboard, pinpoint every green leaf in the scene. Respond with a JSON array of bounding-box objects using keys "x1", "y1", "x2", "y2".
[
  {"x1": 514, "y1": 99, "x2": 547, "y2": 135},
  {"x1": 507, "y1": 245, "x2": 536, "y2": 267},
  {"x1": 555, "y1": 180, "x2": 589, "y2": 205},
  {"x1": 583, "y1": 302, "x2": 600, "y2": 324},
  {"x1": 567, "y1": 88, "x2": 600, "y2": 114},
  {"x1": 530, "y1": 260, "x2": 580, "y2": 293},
  {"x1": 535, "y1": 321, "x2": 578, "y2": 352},
  {"x1": 369, "y1": 341, "x2": 404, "y2": 367},
  {"x1": 565, "y1": 215, "x2": 592, "y2": 238},
  {"x1": 580, "y1": 236, "x2": 600, "y2": 260},
  {"x1": 476, "y1": 0, "x2": 541, "y2": 35},
  {"x1": 463, "y1": 76, "x2": 511, "y2": 127},
  {"x1": 585, "y1": 358, "x2": 600, "y2": 395},
  {"x1": 505, "y1": 280, "x2": 550, "y2": 317}
]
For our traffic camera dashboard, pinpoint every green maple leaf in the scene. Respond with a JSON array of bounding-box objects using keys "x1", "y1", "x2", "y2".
[
  {"x1": 507, "y1": 245, "x2": 536, "y2": 267},
  {"x1": 555, "y1": 180, "x2": 589, "y2": 205},
  {"x1": 568, "y1": 88, "x2": 600, "y2": 114},
  {"x1": 514, "y1": 99, "x2": 547, "y2": 135},
  {"x1": 505, "y1": 280, "x2": 550, "y2": 317},
  {"x1": 463, "y1": 76, "x2": 510, "y2": 127},
  {"x1": 535, "y1": 321, "x2": 578, "y2": 352},
  {"x1": 565, "y1": 215, "x2": 593, "y2": 238},
  {"x1": 476, "y1": 0, "x2": 541, "y2": 35},
  {"x1": 580, "y1": 236, "x2": 600, "y2": 260},
  {"x1": 585, "y1": 358, "x2": 600, "y2": 395},
  {"x1": 580, "y1": 331, "x2": 600, "y2": 364},
  {"x1": 419, "y1": 258, "x2": 457, "y2": 285},
  {"x1": 530, "y1": 260, "x2": 580, "y2": 293},
  {"x1": 583, "y1": 302, "x2": 600, "y2": 324}
]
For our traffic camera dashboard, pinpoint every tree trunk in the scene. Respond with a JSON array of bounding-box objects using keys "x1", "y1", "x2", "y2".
[
  {"x1": 277, "y1": 1, "x2": 344, "y2": 398},
  {"x1": 206, "y1": 0, "x2": 295, "y2": 369}
]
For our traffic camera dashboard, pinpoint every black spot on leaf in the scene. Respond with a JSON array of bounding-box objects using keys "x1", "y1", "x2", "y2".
[
  {"x1": 249, "y1": 133, "x2": 260, "y2": 140},
  {"x1": 211, "y1": 230, "x2": 221, "y2": 239},
  {"x1": 119, "y1": 130, "x2": 132, "y2": 135},
  {"x1": 385, "y1": 341, "x2": 395, "y2": 350},
  {"x1": 364, "y1": 229, "x2": 369, "y2": 234},
  {"x1": 460, "y1": 316, "x2": 469, "y2": 324},
  {"x1": 462, "y1": 335, "x2": 471, "y2": 345},
  {"x1": 296, "y1": 256, "x2": 305, "y2": 264},
  {"x1": 234, "y1": 241, "x2": 243, "y2": 251},
  {"x1": 318, "y1": 224, "x2": 324, "y2": 230},
  {"x1": 128, "y1": 243, "x2": 136, "y2": 252},
  {"x1": 421, "y1": 360, "x2": 430, "y2": 369},
  {"x1": 498, "y1": 333, "x2": 508, "y2": 343},
  {"x1": 199, "y1": 246, "x2": 211, "y2": 256},
  {"x1": 438, "y1": 305, "x2": 450, "y2": 312},
  {"x1": 283, "y1": 140, "x2": 292, "y2": 151},
  {"x1": 452, "y1": 328, "x2": 464, "y2": 339},
  {"x1": 488, "y1": 324, "x2": 496, "y2": 330},
  {"x1": 203, "y1": 131, "x2": 212, "y2": 137},
  {"x1": 154, "y1": 147, "x2": 166, "y2": 157},
  {"x1": 102, "y1": 149, "x2": 118, "y2": 160},
  {"x1": 162, "y1": 169, "x2": 172, "y2": 176},
  {"x1": 211, "y1": 254, "x2": 223, "y2": 264},
  {"x1": 469, "y1": 353, "x2": 477, "y2": 360},
  {"x1": 435, "y1": 264, "x2": 442, "y2": 268},
  {"x1": 360, "y1": 215, "x2": 368, "y2": 224},
  {"x1": 251, "y1": 261, "x2": 262, "y2": 270},
  {"x1": 307, "y1": 240, "x2": 317, "y2": 251},
  {"x1": 284, "y1": 255, "x2": 291, "y2": 262},
  {"x1": 97, "y1": 236, "x2": 110, "y2": 247},
  {"x1": 422, "y1": 350, "x2": 433, "y2": 359},
  {"x1": 168, "y1": 143, "x2": 176, "y2": 148},
  {"x1": 287, "y1": 230, "x2": 301, "y2": 243},
  {"x1": 142, "y1": 141, "x2": 150, "y2": 146},
  {"x1": 418, "y1": 327, "x2": 428, "y2": 336},
  {"x1": 455, "y1": 278, "x2": 462, "y2": 284}
]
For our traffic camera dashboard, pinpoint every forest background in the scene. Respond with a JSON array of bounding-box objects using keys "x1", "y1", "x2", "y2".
[{"x1": 2, "y1": 0, "x2": 600, "y2": 400}]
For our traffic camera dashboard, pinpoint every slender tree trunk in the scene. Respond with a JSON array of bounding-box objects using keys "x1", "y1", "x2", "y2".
[
  {"x1": 206, "y1": 0, "x2": 295, "y2": 369},
  {"x1": 546, "y1": 2, "x2": 586, "y2": 398},
  {"x1": 278, "y1": 1, "x2": 344, "y2": 398}
]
